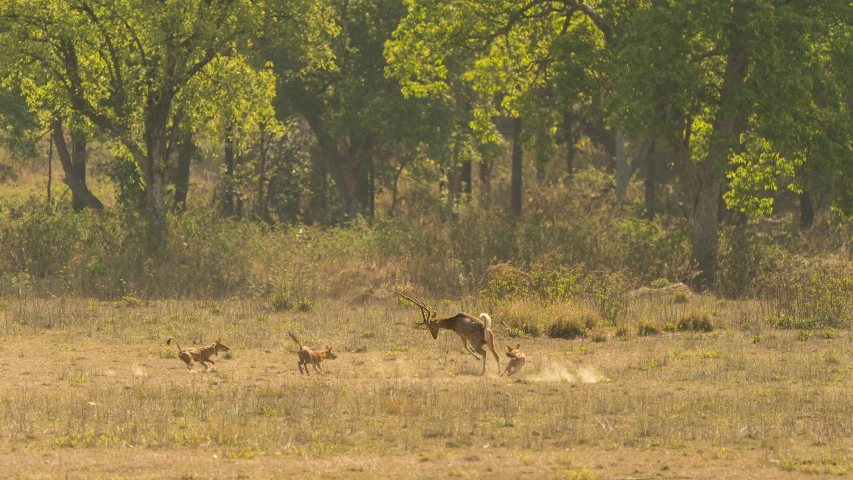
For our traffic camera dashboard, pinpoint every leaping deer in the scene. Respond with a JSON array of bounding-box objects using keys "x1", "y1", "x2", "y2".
[{"x1": 397, "y1": 291, "x2": 499, "y2": 375}]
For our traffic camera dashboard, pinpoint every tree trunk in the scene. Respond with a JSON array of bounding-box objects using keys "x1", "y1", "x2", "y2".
[
  {"x1": 799, "y1": 191, "x2": 814, "y2": 229},
  {"x1": 173, "y1": 133, "x2": 193, "y2": 214},
  {"x1": 255, "y1": 125, "x2": 268, "y2": 220},
  {"x1": 645, "y1": 140, "x2": 656, "y2": 218},
  {"x1": 563, "y1": 115, "x2": 575, "y2": 179},
  {"x1": 679, "y1": 2, "x2": 749, "y2": 290},
  {"x1": 47, "y1": 135, "x2": 53, "y2": 206},
  {"x1": 70, "y1": 123, "x2": 88, "y2": 212},
  {"x1": 307, "y1": 145, "x2": 328, "y2": 224},
  {"x1": 222, "y1": 123, "x2": 235, "y2": 217},
  {"x1": 691, "y1": 176, "x2": 722, "y2": 289},
  {"x1": 461, "y1": 160, "x2": 472, "y2": 195},
  {"x1": 511, "y1": 117, "x2": 523, "y2": 216},
  {"x1": 615, "y1": 126, "x2": 629, "y2": 202},
  {"x1": 356, "y1": 154, "x2": 374, "y2": 217},
  {"x1": 479, "y1": 158, "x2": 492, "y2": 208},
  {"x1": 447, "y1": 164, "x2": 461, "y2": 198},
  {"x1": 51, "y1": 120, "x2": 104, "y2": 210}
]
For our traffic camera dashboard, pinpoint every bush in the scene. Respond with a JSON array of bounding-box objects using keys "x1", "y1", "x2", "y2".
[
  {"x1": 271, "y1": 292, "x2": 292, "y2": 311},
  {"x1": 296, "y1": 299, "x2": 313, "y2": 312},
  {"x1": 764, "y1": 262, "x2": 853, "y2": 329},
  {"x1": 673, "y1": 291, "x2": 689, "y2": 304},
  {"x1": 496, "y1": 300, "x2": 599, "y2": 339},
  {"x1": 677, "y1": 312, "x2": 714, "y2": 332},
  {"x1": 637, "y1": 320, "x2": 660, "y2": 336},
  {"x1": 496, "y1": 301, "x2": 545, "y2": 338}
]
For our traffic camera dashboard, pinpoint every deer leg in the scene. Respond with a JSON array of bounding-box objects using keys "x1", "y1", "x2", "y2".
[
  {"x1": 459, "y1": 335, "x2": 481, "y2": 359},
  {"x1": 485, "y1": 329, "x2": 501, "y2": 374},
  {"x1": 474, "y1": 344, "x2": 488, "y2": 375}
]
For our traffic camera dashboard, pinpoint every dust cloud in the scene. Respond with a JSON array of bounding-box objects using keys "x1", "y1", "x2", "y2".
[{"x1": 528, "y1": 364, "x2": 606, "y2": 383}]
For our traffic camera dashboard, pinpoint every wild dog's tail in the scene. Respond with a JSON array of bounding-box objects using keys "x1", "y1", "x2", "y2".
[
  {"x1": 479, "y1": 313, "x2": 492, "y2": 331},
  {"x1": 287, "y1": 330, "x2": 303, "y2": 349},
  {"x1": 166, "y1": 336, "x2": 182, "y2": 352}
]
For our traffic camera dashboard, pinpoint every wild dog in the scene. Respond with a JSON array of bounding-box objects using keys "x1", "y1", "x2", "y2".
[
  {"x1": 396, "y1": 291, "x2": 499, "y2": 375},
  {"x1": 288, "y1": 330, "x2": 337, "y2": 375},
  {"x1": 166, "y1": 337, "x2": 230, "y2": 371},
  {"x1": 501, "y1": 344, "x2": 526, "y2": 377}
]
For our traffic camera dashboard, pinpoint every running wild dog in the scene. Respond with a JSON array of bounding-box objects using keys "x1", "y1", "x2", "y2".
[
  {"x1": 166, "y1": 337, "x2": 230, "y2": 371},
  {"x1": 501, "y1": 344, "x2": 526, "y2": 377},
  {"x1": 396, "y1": 291, "x2": 499, "y2": 375},
  {"x1": 288, "y1": 330, "x2": 337, "y2": 375}
]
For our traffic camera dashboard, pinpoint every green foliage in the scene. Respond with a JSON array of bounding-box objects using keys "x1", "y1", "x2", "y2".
[
  {"x1": 724, "y1": 134, "x2": 799, "y2": 217},
  {"x1": 296, "y1": 299, "x2": 313, "y2": 312},
  {"x1": 546, "y1": 318, "x2": 589, "y2": 340},
  {"x1": 651, "y1": 278, "x2": 671, "y2": 289},
  {"x1": 765, "y1": 262, "x2": 853, "y2": 329},
  {"x1": 637, "y1": 320, "x2": 660, "y2": 337},
  {"x1": 673, "y1": 291, "x2": 689, "y2": 304},
  {"x1": 497, "y1": 300, "x2": 600, "y2": 340},
  {"x1": 121, "y1": 296, "x2": 143, "y2": 308},
  {"x1": 677, "y1": 312, "x2": 714, "y2": 333},
  {"x1": 271, "y1": 293, "x2": 292, "y2": 312}
]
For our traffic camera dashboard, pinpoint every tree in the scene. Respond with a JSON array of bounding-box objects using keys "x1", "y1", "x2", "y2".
[
  {"x1": 0, "y1": 0, "x2": 262, "y2": 246},
  {"x1": 608, "y1": 0, "x2": 848, "y2": 287},
  {"x1": 387, "y1": 0, "x2": 616, "y2": 217},
  {"x1": 265, "y1": 0, "x2": 456, "y2": 223}
]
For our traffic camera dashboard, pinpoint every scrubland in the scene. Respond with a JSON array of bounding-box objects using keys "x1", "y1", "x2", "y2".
[
  {"x1": 2, "y1": 171, "x2": 853, "y2": 478},
  {"x1": 2, "y1": 284, "x2": 853, "y2": 478}
]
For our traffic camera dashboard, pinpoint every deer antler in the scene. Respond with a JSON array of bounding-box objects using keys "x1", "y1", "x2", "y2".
[{"x1": 395, "y1": 291, "x2": 432, "y2": 325}]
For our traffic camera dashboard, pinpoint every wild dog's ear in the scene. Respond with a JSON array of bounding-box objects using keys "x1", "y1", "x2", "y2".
[
  {"x1": 516, "y1": 344, "x2": 521, "y2": 350},
  {"x1": 507, "y1": 345, "x2": 513, "y2": 352}
]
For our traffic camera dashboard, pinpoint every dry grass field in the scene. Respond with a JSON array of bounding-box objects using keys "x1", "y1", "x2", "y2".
[{"x1": 2, "y1": 291, "x2": 853, "y2": 479}]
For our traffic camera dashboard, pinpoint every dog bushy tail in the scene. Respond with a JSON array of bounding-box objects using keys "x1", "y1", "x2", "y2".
[
  {"x1": 166, "y1": 336, "x2": 182, "y2": 352},
  {"x1": 287, "y1": 330, "x2": 303, "y2": 349}
]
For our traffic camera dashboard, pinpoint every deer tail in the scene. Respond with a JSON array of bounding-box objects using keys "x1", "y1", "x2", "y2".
[
  {"x1": 287, "y1": 330, "x2": 303, "y2": 349},
  {"x1": 479, "y1": 313, "x2": 492, "y2": 331},
  {"x1": 166, "y1": 337, "x2": 182, "y2": 352}
]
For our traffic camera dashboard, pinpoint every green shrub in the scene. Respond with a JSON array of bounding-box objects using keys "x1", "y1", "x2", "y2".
[
  {"x1": 546, "y1": 306, "x2": 600, "y2": 339},
  {"x1": 121, "y1": 296, "x2": 143, "y2": 307},
  {"x1": 297, "y1": 299, "x2": 313, "y2": 312},
  {"x1": 677, "y1": 312, "x2": 714, "y2": 332},
  {"x1": 765, "y1": 262, "x2": 853, "y2": 329},
  {"x1": 496, "y1": 301, "x2": 545, "y2": 337},
  {"x1": 547, "y1": 319, "x2": 587, "y2": 340},
  {"x1": 271, "y1": 292, "x2": 292, "y2": 311},
  {"x1": 584, "y1": 272, "x2": 629, "y2": 323},
  {"x1": 673, "y1": 291, "x2": 689, "y2": 304},
  {"x1": 651, "y1": 278, "x2": 671, "y2": 289},
  {"x1": 637, "y1": 320, "x2": 660, "y2": 336},
  {"x1": 766, "y1": 314, "x2": 819, "y2": 330}
]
